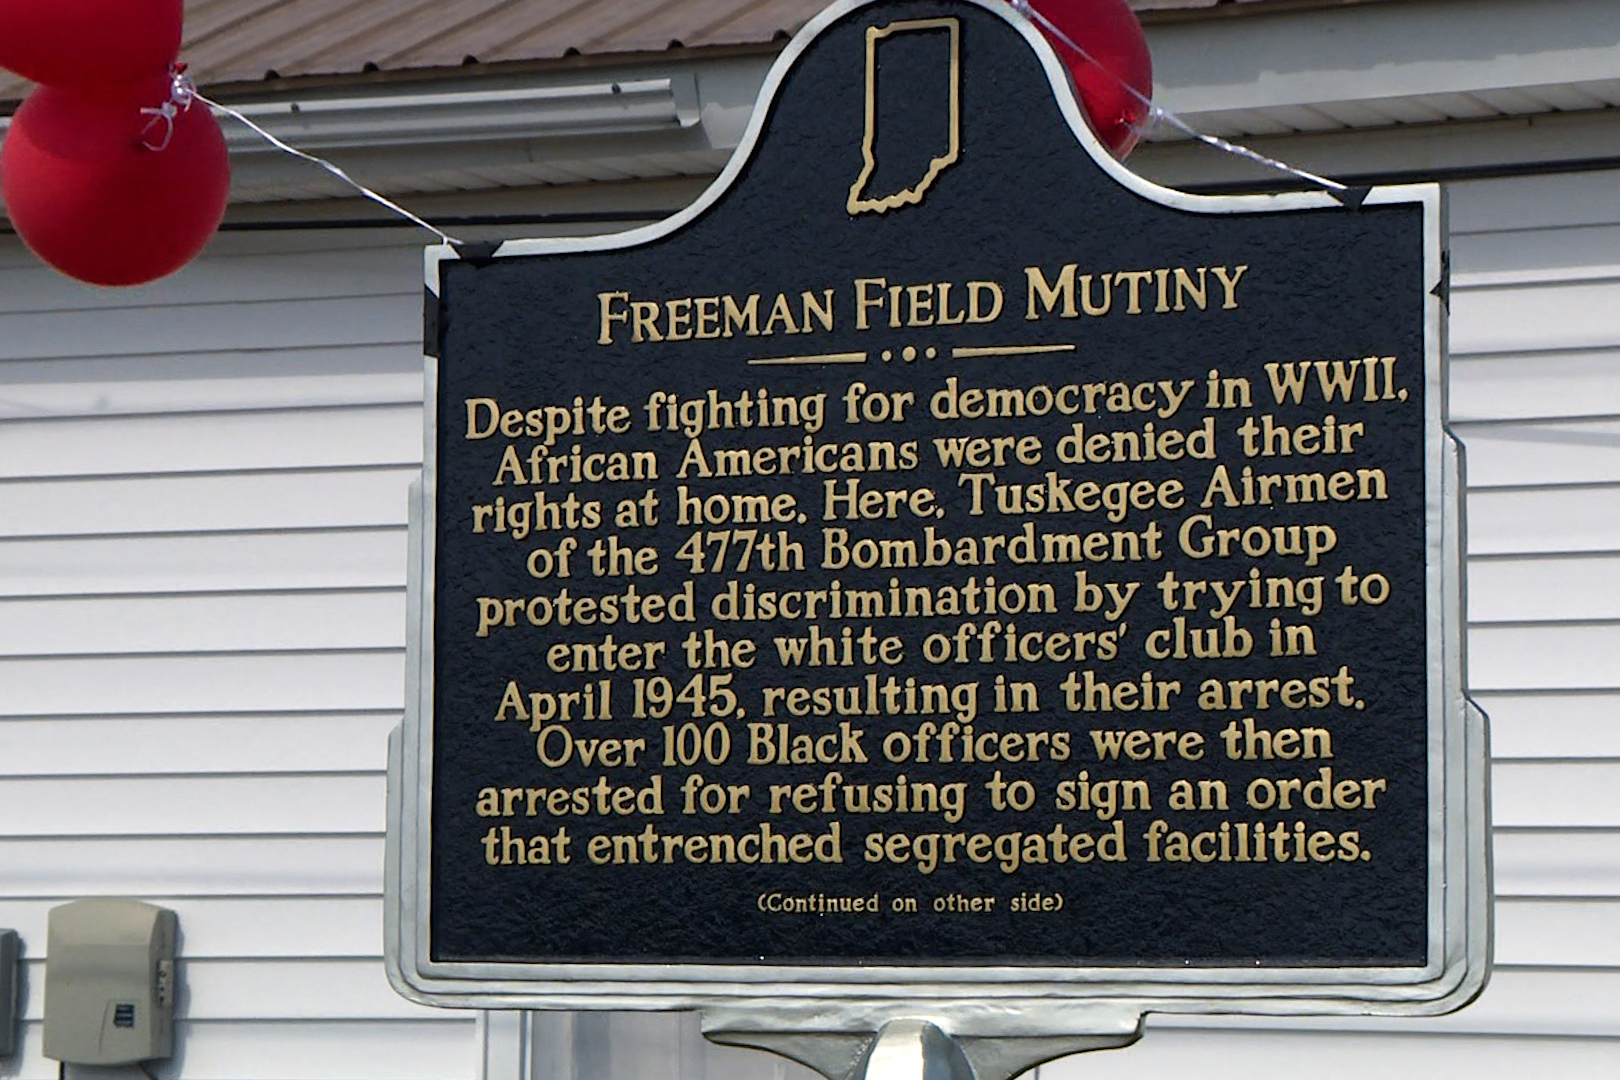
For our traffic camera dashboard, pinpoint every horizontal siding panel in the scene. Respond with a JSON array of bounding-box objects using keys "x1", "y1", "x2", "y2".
[
  {"x1": 0, "y1": 469, "x2": 418, "y2": 537},
  {"x1": 1468, "y1": 622, "x2": 1620, "y2": 691},
  {"x1": 1149, "y1": 969, "x2": 1620, "y2": 1038},
  {"x1": 0, "y1": 238, "x2": 422, "y2": 316},
  {"x1": 177, "y1": 1019, "x2": 475, "y2": 1080},
  {"x1": 1047, "y1": 1027, "x2": 1620, "y2": 1080},
  {"x1": 0, "y1": 774, "x2": 385, "y2": 837},
  {"x1": 14, "y1": 958, "x2": 438, "y2": 1021},
  {"x1": 0, "y1": 404, "x2": 422, "y2": 479},
  {"x1": 4, "y1": 1020, "x2": 475, "y2": 1080},
  {"x1": 1492, "y1": 762, "x2": 1620, "y2": 828},
  {"x1": 0, "y1": 592, "x2": 407, "y2": 656},
  {"x1": 0, "y1": 897, "x2": 382, "y2": 958},
  {"x1": 1449, "y1": 349, "x2": 1620, "y2": 422},
  {"x1": 1454, "y1": 419, "x2": 1620, "y2": 488},
  {"x1": 1493, "y1": 830, "x2": 1620, "y2": 898},
  {"x1": 1451, "y1": 222, "x2": 1620, "y2": 284},
  {"x1": 0, "y1": 295, "x2": 422, "y2": 362},
  {"x1": 0, "y1": 364, "x2": 421, "y2": 421},
  {"x1": 1468, "y1": 555, "x2": 1620, "y2": 622},
  {"x1": 0, "y1": 529, "x2": 409, "y2": 597},
  {"x1": 1494, "y1": 898, "x2": 1620, "y2": 967},
  {"x1": 1450, "y1": 171, "x2": 1620, "y2": 237},
  {"x1": 1476, "y1": 691, "x2": 1620, "y2": 758},
  {"x1": 0, "y1": 835, "x2": 384, "y2": 897},
  {"x1": 0, "y1": 714, "x2": 397, "y2": 777},
  {"x1": 1466, "y1": 486, "x2": 1620, "y2": 556},
  {"x1": 0, "y1": 652, "x2": 404, "y2": 716},
  {"x1": 1450, "y1": 279, "x2": 1620, "y2": 356}
]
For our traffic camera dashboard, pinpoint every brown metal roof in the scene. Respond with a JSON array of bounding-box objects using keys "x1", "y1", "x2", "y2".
[{"x1": 0, "y1": 0, "x2": 1395, "y2": 102}]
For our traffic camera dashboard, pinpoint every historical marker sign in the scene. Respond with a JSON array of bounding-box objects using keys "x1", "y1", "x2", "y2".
[{"x1": 389, "y1": 0, "x2": 1486, "y2": 1027}]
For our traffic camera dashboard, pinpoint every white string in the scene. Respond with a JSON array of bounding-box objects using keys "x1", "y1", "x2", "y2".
[
  {"x1": 139, "y1": 98, "x2": 183, "y2": 152},
  {"x1": 139, "y1": 68, "x2": 195, "y2": 152},
  {"x1": 1145, "y1": 105, "x2": 1350, "y2": 194},
  {"x1": 1007, "y1": 0, "x2": 1352, "y2": 195},
  {"x1": 172, "y1": 70, "x2": 463, "y2": 245}
]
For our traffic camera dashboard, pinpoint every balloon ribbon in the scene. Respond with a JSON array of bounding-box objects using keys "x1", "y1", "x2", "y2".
[{"x1": 151, "y1": 67, "x2": 462, "y2": 245}]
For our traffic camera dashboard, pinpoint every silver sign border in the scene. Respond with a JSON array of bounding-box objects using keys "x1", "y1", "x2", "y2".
[{"x1": 386, "y1": 0, "x2": 1489, "y2": 1034}]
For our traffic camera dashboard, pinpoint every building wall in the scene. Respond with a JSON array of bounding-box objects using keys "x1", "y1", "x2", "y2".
[
  {"x1": 0, "y1": 229, "x2": 463, "y2": 1080},
  {"x1": 1, "y1": 171, "x2": 1616, "y2": 1079}
]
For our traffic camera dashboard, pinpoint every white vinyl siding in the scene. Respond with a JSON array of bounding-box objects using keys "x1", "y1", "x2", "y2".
[
  {"x1": 0, "y1": 230, "x2": 466, "y2": 1079},
  {"x1": 1451, "y1": 174, "x2": 1620, "y2": 1047}
]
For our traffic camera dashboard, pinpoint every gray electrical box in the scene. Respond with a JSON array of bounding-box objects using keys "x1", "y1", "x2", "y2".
[
  {"x1": 0, "y1": 930, "x2": 18, "y2": 1057},
  {"x1": 44, "y1": 900, "x2": 176, "y2": 1065}
]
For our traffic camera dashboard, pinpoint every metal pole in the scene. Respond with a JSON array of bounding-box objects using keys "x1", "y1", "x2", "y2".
[
  {"x1": 704, "y1": 1010, "x2": 1142, "y2": 1080},
  {"x1": 852, "y1": 1021, "x2": 976, "y2": 1080}
]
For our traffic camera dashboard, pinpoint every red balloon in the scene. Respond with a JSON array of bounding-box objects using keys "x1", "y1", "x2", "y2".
[
  {"x1": 0, "y1": 0, "x2": 183, "y2": 90},
  {"x1": 2, "y1": 78, "x2": 230, "y2": 286},
  {"x1": 1027, "y1": 0, "x2": 1153, "y2": 159}
]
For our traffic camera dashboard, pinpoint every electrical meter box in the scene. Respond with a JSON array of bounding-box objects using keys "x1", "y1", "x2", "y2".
[
  {"x1": 44, "y1": 900, "x2": 176, "y2": 1065},
  {"x1": 0, "y1": 930, "x2": 18, "y2": 1057}
]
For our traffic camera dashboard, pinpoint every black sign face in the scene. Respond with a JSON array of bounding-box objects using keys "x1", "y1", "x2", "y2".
[{"x1": 418, "y1": 0, "x2": 1449, "y2": 974}]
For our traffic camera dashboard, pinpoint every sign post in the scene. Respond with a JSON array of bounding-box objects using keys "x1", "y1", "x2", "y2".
[{"x1": 388, "y1": 2, "x2": 1488, "y2": 1074}]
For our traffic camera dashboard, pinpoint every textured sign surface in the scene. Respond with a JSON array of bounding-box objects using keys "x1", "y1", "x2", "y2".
[{"x1": 397, "y1": 0, "x2": 1481, "y2": 1012}]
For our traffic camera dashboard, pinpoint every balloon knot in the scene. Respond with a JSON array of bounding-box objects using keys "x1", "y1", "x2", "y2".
[{"x1": 139, "y1": 65, "x2": 198, "y2": 152}]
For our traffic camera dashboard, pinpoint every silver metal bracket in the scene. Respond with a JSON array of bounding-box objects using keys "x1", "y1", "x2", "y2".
[{"x1": 704, "y1": 1013, "x2": 1143, "y2": 1080}]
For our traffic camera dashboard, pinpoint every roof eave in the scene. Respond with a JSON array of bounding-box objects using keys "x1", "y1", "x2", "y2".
[{"x1": 4, "y1": 0, "x2": 1617, "y2": 211}]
